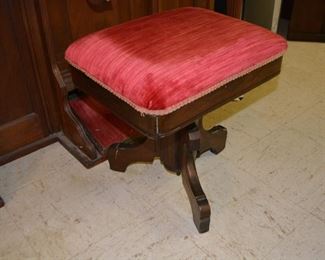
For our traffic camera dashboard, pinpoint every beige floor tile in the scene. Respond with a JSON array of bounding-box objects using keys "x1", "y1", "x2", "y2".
[
  {"x1": 248, "y1": 79, "x2": 320, "y2": 127},
  {"x1": 230, "y1": 126, "x2": 319, "y2": 181},
  {"x1": 4, "y1": 183, "x2": 89, "y2": 259},
  {"x1": 215, "y1": 119, "x2": 260, "y2": 158},
  {"x1": 279, "y1": 64, "x2": 325, "y2": 96},
  {"x1": 120, "y1": 153, "x2": 229, "y2": 208},
  {"x1": 114, "y1": 160, "x2": 183, "y2": 207},
  {"x1": 284, "y1": 42, "x2": 325, "y2": 71},
  {"x1": 0, "y1": 143, "x2": 73, "y2": 196},
  {"x1": 229, "y1": 120, "x2": 325, "y2": 214},
  {"x1": 205, "y1": 75, "x2": 321, "y2": 159},
  {"x1": 200, "y1": 157, "x2": 262, "y2": 208},
  {"x1": 71, "y1": 209, "x2": 212, "y2": 260},
  {"x1": 30, "y1": 161, "x2": 112, "y2": 204},
  {"x1": 265, "y1": 215, "x2": 325, "y2": 260},
  {"x1": 285, "y1": 100, "x2": 325, "y2": 145},
  {"x1": 4, "y1": 175, "x2": 152, "y2": 259},
  {"x1": 157, "y1": 155, "x2": 261, "y2": 221},
  {"x1": 53, "y1": 181, "x2": 153, "y2": 246},
  {"x1": 191, "y1": 185, "x2": 308, "y2": 260},
  {"x1": 0, "y1": 208, "x2": 37, "y2": 259},
  {"x1": 203, "y1": 83, "x2": 277, "y2": 157},
  {"x1": 313, "y1": 198, "x2": 325, "y2": 223}
]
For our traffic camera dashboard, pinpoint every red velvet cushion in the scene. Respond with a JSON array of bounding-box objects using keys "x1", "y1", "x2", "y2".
[{"x1": 65, "y1": 7, "x2": 287, "y2": 116}]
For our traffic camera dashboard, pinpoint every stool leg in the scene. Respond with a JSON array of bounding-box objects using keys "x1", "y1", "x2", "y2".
[
  {"x1": 196, "y1": 119, "x2": 227, "y2": 156},
  {"x1": 0, "y1": 196, "x2": 4, "y2": 208},
  {"x1": 108, "y1": 137, "x2": 156, "y2": 172},
  {"x1": 181, "y1": 128, "x2": 211, "y2": 233}
]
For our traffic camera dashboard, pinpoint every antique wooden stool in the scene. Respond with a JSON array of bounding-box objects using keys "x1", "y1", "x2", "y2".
[{"x1": 65, "y1": 7, "x2": 287, "y2": 233}]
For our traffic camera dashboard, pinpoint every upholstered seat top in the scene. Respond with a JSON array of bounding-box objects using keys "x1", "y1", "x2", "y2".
[{"x1": 65, "y1": 7, "x2": 287, "y2": 115}]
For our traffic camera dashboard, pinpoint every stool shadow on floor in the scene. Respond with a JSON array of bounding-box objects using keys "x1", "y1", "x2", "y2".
[
  {"x1": 0, "y1": 196, "x2": 4, "y2": 208},
  {"x1": 204, "y1": 78, "x2": 279, "y2": 129}
]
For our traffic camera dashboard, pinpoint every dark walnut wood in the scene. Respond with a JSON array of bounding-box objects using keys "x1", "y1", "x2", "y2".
[
  {"x1": 107, "y1": 122, "x2": 219, "y2": 233},
  {"x1": 196, "y1": 119, "x2": 227, "y2": 156},
  {"x1": 0, "y1": 0, "x2": 55, "y2": 165},
  {"x1": 38, "y1": 0, "x2": 110, "y2": 168},
  {"x1": 287, "y1": 0, "x2": 325, "y2": 42},
  {"x1": 0, "y1": 196, "x2": 4, "y2": 208},
  {"x1": 181, "y1": 126, "x2": 211, "y2": 233},
  {"x1": 106, "y1": 121, "x2": 221, "y2": 233},
  {"x1": 226, "y1": 0, "x2": 243, "y2": 18},
  {"x1": 108, "y1": 137, "x2": 156, "y2": 172},
  {"x1": 87, "y1": 0, "x2": 113, "y2": 12},
  {"x1": 54, "y1": 69, "x2": 101, "y2": 166}
]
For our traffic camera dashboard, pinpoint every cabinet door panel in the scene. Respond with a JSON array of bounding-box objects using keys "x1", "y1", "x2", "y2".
[
  {"x1": 0, "y1": 0, "x2": 48, "y2": 157},
  {"x1": 0, "y1": 1, "x2": 34, "y2": 124}
]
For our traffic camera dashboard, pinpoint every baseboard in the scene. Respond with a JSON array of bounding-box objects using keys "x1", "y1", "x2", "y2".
[
  {"x1": 0, "y1": 132, "x2": 107, "y2": 168},
  {"x1": 56, "y1": 132, "x2": 107, "y2": 169},
  {"x1": 0, "y1": 134, "x2": 58, "y2": 166}
]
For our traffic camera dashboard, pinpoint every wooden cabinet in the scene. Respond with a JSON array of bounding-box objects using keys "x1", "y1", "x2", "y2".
[
  {"x1": 152, "y1": 0, "x2": 214, "y2": 11},
  {"x1": 0, "y1": 0, "x2": 59, "y2": 164},
  {"x1": 288, "y1": 0, "x2": 325, "y2": 42}
]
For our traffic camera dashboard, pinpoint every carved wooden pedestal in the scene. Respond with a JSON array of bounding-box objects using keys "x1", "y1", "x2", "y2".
[
  {"x1": 62, "y1": 58, "x2": 282, "y2": 233},
  {"x1": 108, "y1": 120, "x2": 227, "y2": 233}
]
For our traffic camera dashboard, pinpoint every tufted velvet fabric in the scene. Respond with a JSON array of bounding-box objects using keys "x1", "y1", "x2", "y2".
[{"x1": 65, "y1": 7, "x2": 287, "y2": 115}]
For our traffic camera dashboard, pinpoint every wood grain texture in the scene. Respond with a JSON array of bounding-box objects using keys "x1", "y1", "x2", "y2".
[
  {"x1": 0, "y1": 1, "x2": 33, "y2": 124},
  {"x1": 0, "y1": 114, "x2": 44, "y2": 156},
  {"x1": 288, "y1": 0, "x2": 325, "y2": 42},
  {"x1": 181, "y1": 127, "x2": 211, "y2": 233},
  {"x1": 0, "y1": 0, "x2": 55, "y2": 164},
  {"x1": 226, "y1": 0, "x2": 243, "y2": 19}
]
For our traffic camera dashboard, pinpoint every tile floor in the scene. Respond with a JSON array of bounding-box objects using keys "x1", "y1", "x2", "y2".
[{"x1": 0, "y1": 41, "x2": 324, "y2": 260}]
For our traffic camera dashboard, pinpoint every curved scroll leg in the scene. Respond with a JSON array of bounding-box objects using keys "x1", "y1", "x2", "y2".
[
  {"x1": 181, "y1": 129, "x2": 211, "y2": 233},
  {"x1": 0, "y1": 196, "x2": 4, "y2": 208},
  {"x1": 108, "y1": 137, "x2": 156, "y2": 172},
  {"x1": 197, "y1": 119, "x2": 227, "y2": 156}
]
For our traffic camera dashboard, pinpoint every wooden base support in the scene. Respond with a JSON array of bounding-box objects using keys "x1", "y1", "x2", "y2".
[
  {"x1": 197, "y1": 119, "x2": 227, "y2": 156},
  {"x1": 107, "y1": 121, "x2": 227, "y2": 233},
  {"x1": 108, "y1": 137, "x2": 156, "y2": 172},
  {"x1": 181, "y1": 126, "x2": 211, "y2": 232}
]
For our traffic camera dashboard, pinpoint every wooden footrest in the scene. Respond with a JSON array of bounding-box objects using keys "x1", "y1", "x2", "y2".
[{"x1": 69, "y1": 93, "x2": 139, "y2": 153}]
